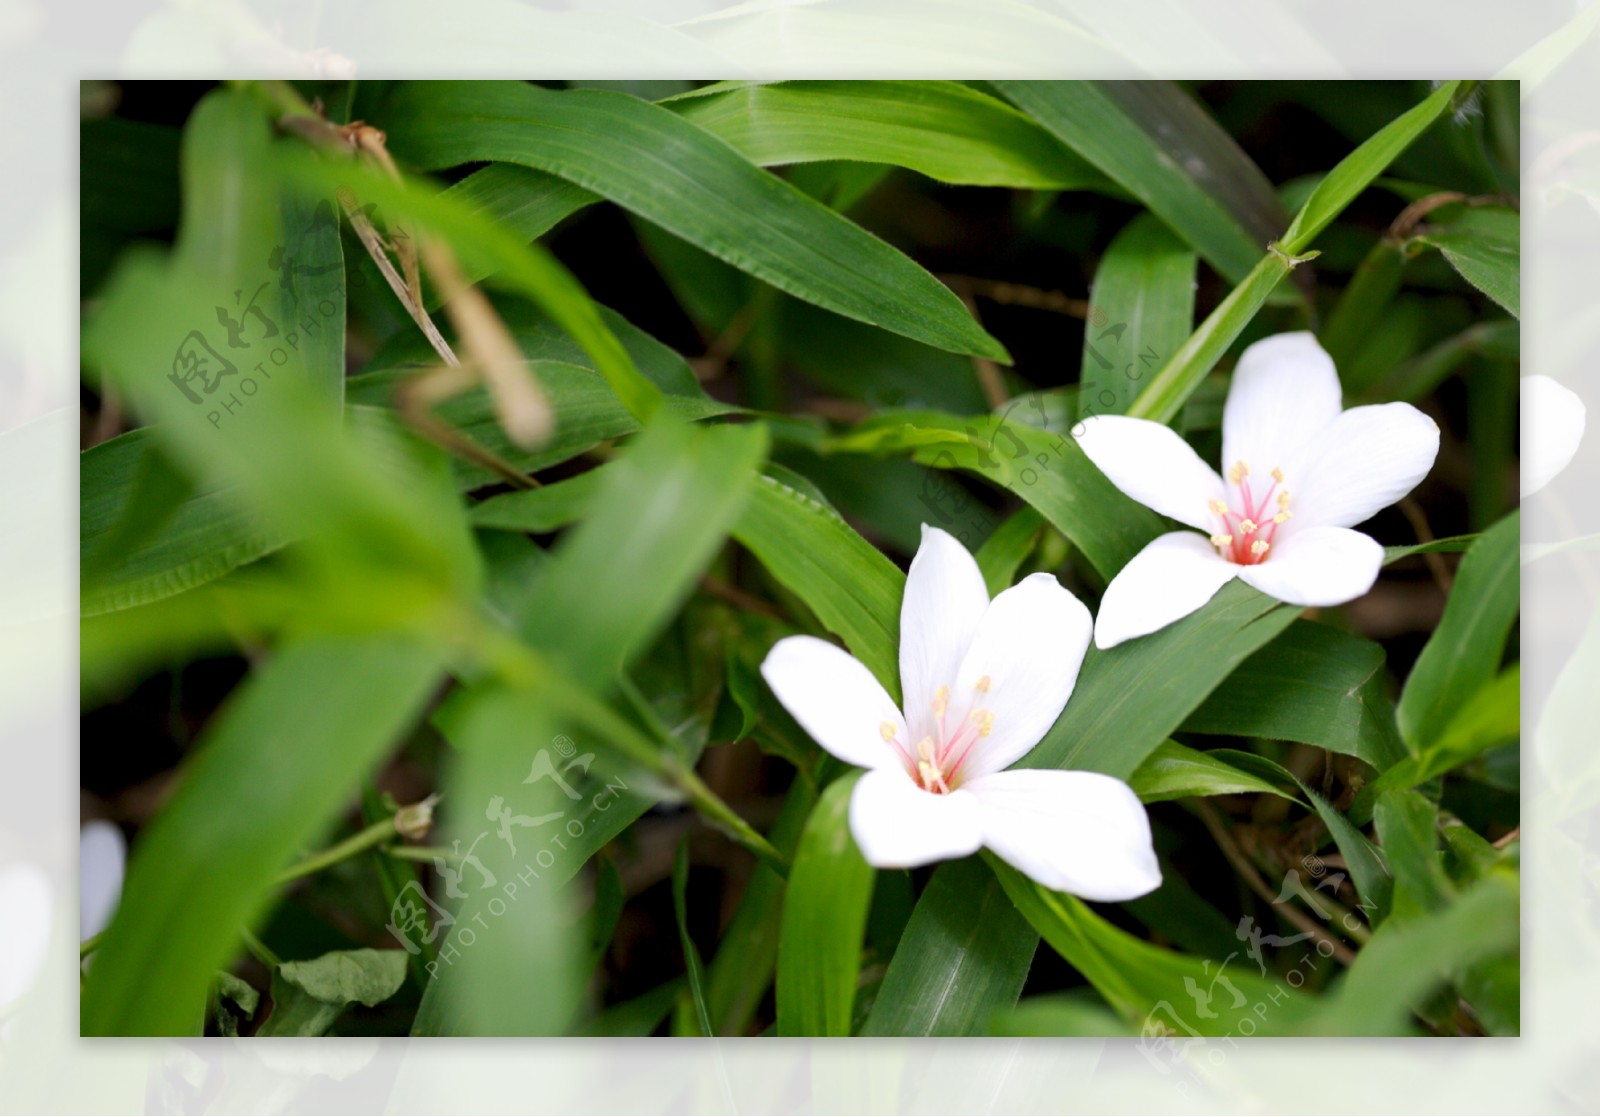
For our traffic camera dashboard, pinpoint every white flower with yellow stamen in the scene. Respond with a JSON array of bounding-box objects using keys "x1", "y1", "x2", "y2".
[
  {"x1": 760, "y1": 525, "x2": 1161, "y2": 900},
  {"x1": 1075, "y1": 332, "x2": 1439, "y2": 649}
]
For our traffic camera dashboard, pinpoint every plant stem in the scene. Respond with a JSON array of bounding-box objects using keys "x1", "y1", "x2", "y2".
[
  {"x1": 386, "y1": 845, "x2": 457, "y2": 864},
  {"x1": 472, "y1": 617, "x2": 788, "y2": 876},
  {"x1": 240, "y1": 926, "x2": 281, "y2": 970},
  {"x1": 274, "y1": 815, "x2": 399, "y2": 887}
]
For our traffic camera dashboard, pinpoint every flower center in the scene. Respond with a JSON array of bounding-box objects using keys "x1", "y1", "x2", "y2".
[
  {"x1": 1207, "y1": 461, "x2": 1292, "y2": 566},
  {"x1": 879, "y1": 676, "x2": 995, "y2": 794}
]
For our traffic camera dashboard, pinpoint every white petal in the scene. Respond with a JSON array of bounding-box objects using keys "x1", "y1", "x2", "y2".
[
  {"x1": 761, "y1": 635, "x2": 906, "y2": 771},
  {"x1": 1521, "y1": 375, "x2": 1586, "y2": 497},
  {"x1": 0, "y1": 864, "x2": 52, "y2": 1011},
  {"x1": 80, "y1": 820, "x2": 126, "y2": 941},
  {"x1": 848, "y1": 767, "x2": 984, "y2": 869},
  {"x1": 948, "y1": 573, "x2": 1093, "y2": 780},
  {"x1": 964, "y1": 769, "x2": 1161, "y2": 901},
  {"x1": 1236, "y1": 525, "x2": 1384, "y2": 606},
  {"x1": 1093, "y1": 531, "x2": 1239, "y2": 649},
  {"x1": 900, "y1": 524, "x2": 991, "y2": 745},
  {"x1": 1222, "y1": 332, "x2": 1343, "y2": 478},
  {"x1": 1073, "y1": 415, "x2": 1227, "y2": 531},
  {"x1": 1286, "y1": 403, "x2": 1439, "y2": 531}
]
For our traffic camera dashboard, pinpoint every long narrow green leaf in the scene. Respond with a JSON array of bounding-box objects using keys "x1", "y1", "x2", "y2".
[
  {"x1": 831, "y1": 410, "x2": 1166, "y2": 580},
  {"x1": 1123, "y1": 252, "x2": 1293, "y2": 424},
  {"x1": 1127, "y1": 740, "x2": 1299, "y2": 804},
  {"x1": 1362, "y1": 664, "x2": 1520, "y2": 805},
  {"x1": 1301, "y1": 872, "x2": 1518, "y2": 1035},
  {"x1": 994, "y1": 80, "x2": 1285, "y2": 284},
  {"x1": 377, "y1": 81, "x2": 1007, "y2": 362},
  {"x1": 1320, "y1": 238, "x2": 1407, "y2": 373},
  {"x1": 669, "y1": 80, "x2": 1112, "y2": 189},
  {"x1": 988, "y1": 856, "x2": 1306, "y2": 1037},
  {"x1": 776, "y1": 773, "x2": 874, "y2": 1037},
  {"x1": 671, "y1": 840, "x2": 715, "y2": 1036},
  {"x1": 1125, "y1": 81, "x2": 1463, "y2": 425},
  {"x1": 1279, "y1": 81, "x2": 1461, "y2": 254},
  {"x1": 860, "y1": 857, "x2": 1037, "y2": 1036},
  {"x1": 1396, "y1": 510, "x2": 1519, "y2": 751},
  {"x1": 1023, "y1": 581, "x2": 1297, "y2": 779},
  {"x1": 732, "y1": 466, "x2": 904, "y2": 699},
  {"x1": 81, "y1": 637, "x2": 447, "y2": 1035},
  {"x1": 1078, "y1": 214, "x2": 1197, "y2": 418},
  {"x1": 1182, "y1": 620, "x2": 1408, "y2": 771},
  {"x1": 414, "y1": 419, "x2": 767, "y2": 1036},
  {"x1": 704, "y1": 780, "x2": 816, "y2": 1035}
]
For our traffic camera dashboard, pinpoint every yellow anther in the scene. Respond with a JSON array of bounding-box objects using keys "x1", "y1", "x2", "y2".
[
  {"x1": 880, "y1": 721, "x2": 897, "y2": 742},
  {"x1": 1210, "y1": 533, "x2": 1233, "y2": 548},
  {"x1": 974, "y1": 674, "x2": 992, "y2": 694},
  {"x1": 1209, "y1": 498, "x2": 1230, "y2": 516},
  {"x1": 931, "y1": 685, "x2": 949, "y2": 717},
  {"x1": 1277, "y1": 490, "x2": 1291, "y2": 509},
  {"x1": 1271, "y1": 466, "x2": 1284, "y2": 483},
  {"x1": 1238, "y1": 518, "x2": 1258, "y2": 534},
  {"x1": 1251, "y1": 540, "x2": 1270, "y2": 557},
  {"x1": 1228, "y1": 461, "x2": 1249, "y2": 483},
  {"x1": 918, "y1": 759, "x2": 938, "y2": 785},
  {"x1": 975, "y1": 710, "x2": 995, "y2": 737},
  {"x1": 1273, "y1": 511, "x2": 1291, "y2": 524},
  {"x1": 916, "y1": 736, "x2": 937, "y2": 763}
]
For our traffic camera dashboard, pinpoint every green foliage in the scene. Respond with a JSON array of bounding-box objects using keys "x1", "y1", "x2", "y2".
[{"x1": 77, "y1": 78, "x2": 1518, "y2": 1040}]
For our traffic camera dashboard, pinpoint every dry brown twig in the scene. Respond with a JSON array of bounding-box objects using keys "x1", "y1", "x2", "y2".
[{"x1": 269, "y1": 87, "x2": 553, "y2": 479}]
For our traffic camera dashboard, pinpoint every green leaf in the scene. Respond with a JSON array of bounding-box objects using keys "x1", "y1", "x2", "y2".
[
  {"x1": 279, "y1": 151, "x2": 665, "y2": 423},
  {"x1": 994, "y1": 81, "x2": 1285, "y2": 284},
  {"x1": 1371, "y1": 320, "x2": 1519, "y2": 403},
  {"x1": 1123, "y1": 252, "x2": 1294, "y2": 424},
  {"x1": 1182, "y1": 620, "x2": 1408, "y2": 771},
  {"x1": 1279, "y1": 81, "x2": 1460, "y2": 255},
  {"x1": 1320, "y1": 238, "x2": 1407, "y2": 374},
  {"x1": 1078, "y1": 214, "x2": 1197, "y2": 418},
  {"x1": 259, "y1": 948, "x2": 410, "y2": 1037},
  {"x1": 832, "y1": 410, "x2": 1166, "y2": 580},
  {"x1": 514, "y1": 419, "x2": 768, "y2": 680},
  {"x1": 470, "y1": 468, "x2": 607, "y2": 533},
  {"x1": 378, "y1": 81, "x2": 1007, "y2": 362},
  {"x1": 578, "y1": 979, "x2": 685, "y2": 1037},
  {"x1": 732, "y1": 466, "x2": 905, "y2": 699},
  {"x1": 861, "y1": 856, "x2": 1038, "y2": 1037},
  {"x1": 81, "y1": 636, "x2": 447, "y2": 1035},
  {"x1": 1023, "y1": 581, "x2": 1297, "y2": 780},
  {"x1": 776, "y1": 773, "x2": 874, "y2": 1037},
  {"x1": 1373, "y1": 790, "x2": 1451, "y2": 923},
  {"x1": 1127, "y1": 740, "x2": 1299, "y2": 804},
  {"x1": 1362, "y1": 664, "x2": 1520, "y2": 805},
  {"x1": 1396, "y1": 510, "x2": 1519, "y2": 751},
  {"x1": 1302, "y1": 872, "x2": 1518, "y2": 1035},
  {"x1": 80, "y1": 430, "x2": 285, "y2": 617},
  {"x1": 988, "y1": 993, "x2": 1132, "y2": 1037},
  {"x1": 972, "y1": 507, "x2": 1045, "y2": 597},
  {"x1": 1412, "y1": 206, "x2": 1520, "y2": 318},
  {"x1": 704, "y1": 780, "x2": 816, "y2": 1036},
  {"x1": 671, "y1": 840, "x2": 715, "y2": 1037},
  {"x1": 988, "y1": 856, "x2": 1306, "y2": 1037},
  {"x1": 669, "y1": 80, "x2": 1112, "y2": 189}
]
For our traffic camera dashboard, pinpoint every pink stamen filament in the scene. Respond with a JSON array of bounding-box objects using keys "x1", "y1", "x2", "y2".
[{"x1": 1214, "y1": 465, "x2": 1288, "y2": 566}]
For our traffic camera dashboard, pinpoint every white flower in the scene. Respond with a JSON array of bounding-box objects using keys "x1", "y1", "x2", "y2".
[
  {"x1": 1520, "y1": 375, "x2": 1585, "y2": 498},
  {"x1": 760, "y1": 525, "x2": 1161, "y2": 901},
  {"x1": 80, "y1": 820, "x2": 125, "y2": 942},
  {"x1": 1075, "y1": 332, "x2": 1440, "y2": 649}
]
